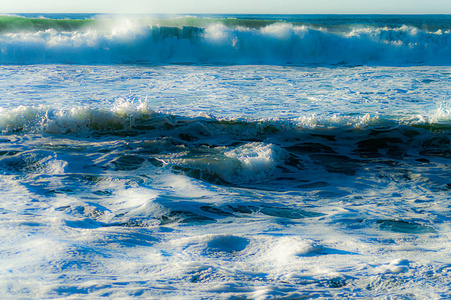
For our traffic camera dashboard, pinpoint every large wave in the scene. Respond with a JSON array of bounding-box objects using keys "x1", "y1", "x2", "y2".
[{"x1": 1, "y1": 16, "x2": 451, "y2": 65}]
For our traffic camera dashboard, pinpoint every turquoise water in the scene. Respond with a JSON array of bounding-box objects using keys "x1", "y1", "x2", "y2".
[{"x1": 0, "y1": 14, "x2": 450, "y2": 299}]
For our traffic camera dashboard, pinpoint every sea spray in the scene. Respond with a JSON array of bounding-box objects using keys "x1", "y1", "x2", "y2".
[
  {"x1": 1, "y1": 17, "x2": 451, "y2": 65},
  {"x1": 1, "y1": 14, "x2": 450, "y2": 300}
]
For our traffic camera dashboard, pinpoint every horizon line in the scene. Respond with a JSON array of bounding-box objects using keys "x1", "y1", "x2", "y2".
[{"x1": 2, "y1": 12, "x2": 451, "y2": 15}]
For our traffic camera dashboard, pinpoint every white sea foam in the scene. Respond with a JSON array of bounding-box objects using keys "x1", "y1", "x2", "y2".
[
  {"x1": 1, "y1": 21, "x2": 451, "y2": 65},
  {"x1": 0, "y1": 99, "x2": 155, "y2": 133},
  {"x1": 223, "y1": 142, "x2": 288, "y2": 183},
  {"x1": 1, "y1": 21, "x2": 451, "y2": 298},
  {"x1": 0, "y1": 102, "x2": 449, "y2": 135}
]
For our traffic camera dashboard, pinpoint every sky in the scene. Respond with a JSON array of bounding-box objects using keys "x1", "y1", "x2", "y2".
[{"x1": 1, "y1": 0, "x2": 451, "y2": 14}]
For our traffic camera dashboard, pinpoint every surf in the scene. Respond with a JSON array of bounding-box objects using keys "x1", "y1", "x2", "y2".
[{"x1": 1, "y1": 14, "x2": 451, "y2": 65}]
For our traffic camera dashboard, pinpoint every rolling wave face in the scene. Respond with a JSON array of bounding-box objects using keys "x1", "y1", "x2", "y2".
[
  {"x1": 0, "y1": 104, "x2": 450, "y2": 188},
  {"x1": 1, "y1": 18, "x2": 451, "y2": 65},
  {"x1": 0, "y1": 102, "x2": 450, "y2": 135}
]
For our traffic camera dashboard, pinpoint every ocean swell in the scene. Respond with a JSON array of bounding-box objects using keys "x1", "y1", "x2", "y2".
[{"x1": 0, "y1": 22, "x2": 451, "y2": 65}]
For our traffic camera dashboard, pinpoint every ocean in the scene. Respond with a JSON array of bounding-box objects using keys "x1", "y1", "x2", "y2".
[{"x1": 0, "y1": 13, "x2": 450, "y2": 299}]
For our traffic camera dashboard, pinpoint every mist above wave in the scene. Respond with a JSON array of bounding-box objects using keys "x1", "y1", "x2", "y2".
[{"x1": 1, "y1": 18, "x2": 451, "y2": 65}]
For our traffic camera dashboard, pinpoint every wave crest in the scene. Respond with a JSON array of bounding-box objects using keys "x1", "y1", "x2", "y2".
[
  {"x1": 1, "y1": 21, "x2": 451, "y2": 65},
  {"x1": 1, "y1": 101, "x2": 450, "y2": 135}
]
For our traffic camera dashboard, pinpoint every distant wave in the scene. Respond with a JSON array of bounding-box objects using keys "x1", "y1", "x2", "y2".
[
  {"x1": 0, "y1": 15, "x2": 286, "y2": 33},
  {"x1": 0, "y1": 15, "x2": 95, "y2": 33},
  {"x1": 1, "y1": 17, "x2": 451, "y2": 65}
]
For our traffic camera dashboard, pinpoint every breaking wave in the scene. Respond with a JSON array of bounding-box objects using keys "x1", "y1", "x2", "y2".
[
  {"x1": 1, "y1": 15, "x2": 451, "y2": 65},
  {"x1": 1, "y1": 102, "x2": 449, "y2": 186},
  {"x1": 0, "y1": 102, "x2": 450, "y2": 136}
]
